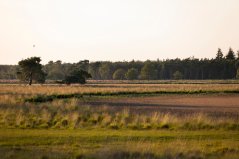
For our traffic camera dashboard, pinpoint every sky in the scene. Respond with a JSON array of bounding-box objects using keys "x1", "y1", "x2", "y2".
[{"x1": 0, "y1": 0, "x2": 239, "y2": 64}]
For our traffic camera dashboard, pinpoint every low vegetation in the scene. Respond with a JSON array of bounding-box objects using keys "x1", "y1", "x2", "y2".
[
  {"x1": 0, "y1": 100, "x2": 239, "y2": 130},
  {"x1": 1, "y1": 129, "x2": 239, "y2": 159},
  {"x1": 0, "y1": 83, "x2": 239, "y2": 158}
]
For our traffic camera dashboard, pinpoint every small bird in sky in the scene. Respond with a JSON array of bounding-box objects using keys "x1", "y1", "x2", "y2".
[{"x1": 33, "y1": 45, "x2": 35, "y2": 48}]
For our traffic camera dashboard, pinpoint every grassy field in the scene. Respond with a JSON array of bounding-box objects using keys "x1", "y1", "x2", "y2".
[
  {"x1": 1, "y1": 129, "x2": 239, "y2": 159},
  {"x1": 0, "y1": 81, "x2": 239, "y2": 158}
]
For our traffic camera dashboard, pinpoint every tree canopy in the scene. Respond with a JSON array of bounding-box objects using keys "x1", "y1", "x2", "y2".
[
  {"x1": 125, "y1": 68, "x2": 138, "y2": 80},
  {"x1": 226, "y1": 48, "x2": 236, "y2": 60},
  {"x1": 63, "y1": 69, "x2": 92, "y2": 84},
  {"x1": 216, "y1": 48, "x2": 223, "y2": 60},
  {"x1": 113, "y1": 69, "x2": 126, "y2": 80},
  {"x1": 1, "y1": 48, "x2": 239, "y2": 81},
  {"x1": 17, "y1": 57, "x2": 46, "y2": 85},
  {"x1": 140, "y1": 62, "x2": 157, "y2": 80}
]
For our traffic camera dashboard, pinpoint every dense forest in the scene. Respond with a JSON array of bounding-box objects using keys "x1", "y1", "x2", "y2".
[{"x1": 1, "y1": 48, "x2": 239, "y2": 80}]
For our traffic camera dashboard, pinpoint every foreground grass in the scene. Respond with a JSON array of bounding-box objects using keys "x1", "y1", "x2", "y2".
[{"x1": 0, "y1": 129, "x2": 239, "y2": 159}]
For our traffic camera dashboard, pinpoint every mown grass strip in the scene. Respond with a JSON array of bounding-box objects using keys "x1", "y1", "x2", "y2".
[{"x1": 24, "y1": 90, "x2": 239, "y2": 103}]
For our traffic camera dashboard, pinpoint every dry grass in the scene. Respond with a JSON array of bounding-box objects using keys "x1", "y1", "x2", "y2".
[
  {"x1": 1, "y1": 83, "x2": 239, "y2": 158},
  {"x1": 1, "y1": 83, "x2": 239, "y2": 96},
  {"x1": 0, "y1": 84, "x2": 239, "y2": 130},
  {"x1": 0, "y1": 98, "x2": 238, "y2": 130}
]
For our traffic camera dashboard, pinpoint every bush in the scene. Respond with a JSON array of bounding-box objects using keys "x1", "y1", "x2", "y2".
[{"x1": 64, "y1": 69, "x2": 91, "y2": 84}]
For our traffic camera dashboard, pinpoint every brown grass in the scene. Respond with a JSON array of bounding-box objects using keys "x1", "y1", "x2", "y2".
[{"x1": 1, "y1": 83, "x2": 239, "y2": 96}]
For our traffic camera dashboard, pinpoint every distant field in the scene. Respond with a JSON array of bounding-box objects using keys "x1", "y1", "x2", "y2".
[
  {"x1": 0, "y1": 82, "x2": 239, "y2": 158},
  {"x1": 1, "y1": 83, "x2": 239, "y2": 96},
  {"x1": 1, "y1": 79, "x2": 239, "y2": 84}
]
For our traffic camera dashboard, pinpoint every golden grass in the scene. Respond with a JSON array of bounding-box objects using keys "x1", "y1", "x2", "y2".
[
  {"x1": 0, "y1": 83, "x2": 239, "y2": 158},
  {"x1": 1, "y1": 84, "x2": 239, "y2": 95},
  {"x1": 0, "y1": 84, "x2": 238, "y2": 129},
  {"x1": 0, "y1": 99, "x2": 238, "y2": 130}
]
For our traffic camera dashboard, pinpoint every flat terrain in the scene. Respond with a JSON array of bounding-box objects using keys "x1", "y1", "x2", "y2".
[
  {"x1": 1, "y1": 129, "x2": 239, "y2": 159},
  {"x1": 83, "y1": 95, "x2": 239, "y2": 115},
  {"x1": 1, "y1": 83, "x2": 239, "y2": 96},
  {"x1": 0, "y1": 82, "x2": 239, "y2": 159}
]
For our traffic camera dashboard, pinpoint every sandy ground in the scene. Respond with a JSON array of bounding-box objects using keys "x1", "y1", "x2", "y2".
[{"x1": 82, "y1": 94, "x2": 239, "y2": 118}]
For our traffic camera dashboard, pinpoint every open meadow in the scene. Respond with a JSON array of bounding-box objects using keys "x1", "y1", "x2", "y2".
[
  {"x1": 2, "y1": 0, "x2": 239, "y2": 158},
  {"x1": 0, "y1": 81, "x2": 239, "y2": 159}
]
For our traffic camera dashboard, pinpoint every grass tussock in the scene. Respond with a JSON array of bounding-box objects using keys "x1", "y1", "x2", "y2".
[{"x1": 0, "y1": 99, "x2": 238, "y2": 130}]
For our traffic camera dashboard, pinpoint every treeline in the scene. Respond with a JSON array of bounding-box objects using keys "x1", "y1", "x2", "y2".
[
  {"x1": 0, "y1": 65, "x2": 17, "y2": 79},
  {"x1": 1, "y1": 48, "x2": 239, "y2": 80}
]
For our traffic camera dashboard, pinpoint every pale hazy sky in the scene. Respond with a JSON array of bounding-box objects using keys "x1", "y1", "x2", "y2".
[{"x1": 0, "y1": 0, "x2": 239, "y2": 64}]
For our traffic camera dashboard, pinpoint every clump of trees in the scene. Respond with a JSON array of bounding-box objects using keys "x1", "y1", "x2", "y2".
[
  {"x1": 125, "y1": 68, "x2": 138, "y2": 80},
  {"x1": 140, "y1": 62, "x2": 158, "y2": 80},
  {"x1": 113, "y1": 69, "x2": 126, "y2": 80},
  {"x1": 42, "y1": 48, "x2": 239, "y2": 81},
  {"x1": 61, "y1": 60, "x2": 92, "y2": 84},
  {"x1": 63, "y1": 69, "x2": 91, "y2": 84},
  {"x1": 1, "y1": 48, "x2": 239, "y2": 81},
  {"x1": 15, "y1": 57, "x2": 92, "y2": 85}
]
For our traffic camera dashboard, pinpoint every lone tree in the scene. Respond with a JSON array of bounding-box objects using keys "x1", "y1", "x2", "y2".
[
  {"x1": 64, "y1": 69, "x2": 91, "y2": 84},
  {"x1": 17, "y1": 57, "x2": 46, "y2": 85}
]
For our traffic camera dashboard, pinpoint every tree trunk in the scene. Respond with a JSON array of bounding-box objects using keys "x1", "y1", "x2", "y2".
[{"x1": 28, "y1": 72, "x2": 32, "y2": 85}]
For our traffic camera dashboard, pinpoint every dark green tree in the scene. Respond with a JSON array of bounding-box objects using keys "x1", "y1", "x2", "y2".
[
  {"x1": 44, "y1": 60, "x2": 65, "y2": 80},
  {"x1": 17, "y1": 57, "x2": 46, "y2": 85},
  {"x1": 64, "y1": 69, "x2": 91, "y2": 84},
  {"x1": 99, "y1": 63, "x2": 112, "y2": 79},
  {"x1": 113, "y1": 69, "x2": 126, "y2": 80},
  {"x1": 216, "y1": 48, "x2": 223, "y2": 60},
  {"x1": 140, "y1": 61, "x2": 157, "y2": 80},
  {"x1": 88, "y1": 62, "x2": 101, "y2": 80},
  {"x1": 226, "y1": 48, "x2": 236, "y2": 60},
  {"x1": 76, "y1": 60, "x2": 89, "y2": 71},
  {"x1": 125, "y1": 68, "x2": 138, "y2": 80}
]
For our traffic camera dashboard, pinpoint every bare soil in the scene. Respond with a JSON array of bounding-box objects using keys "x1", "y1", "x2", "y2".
[{"x1": 82, "y1": 94, "x2": 239, "y2": 118}]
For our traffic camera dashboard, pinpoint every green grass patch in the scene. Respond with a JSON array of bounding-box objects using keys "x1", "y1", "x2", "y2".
[{"x1": 0, "y1": 129, "x2": 239, "y2": 159}]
